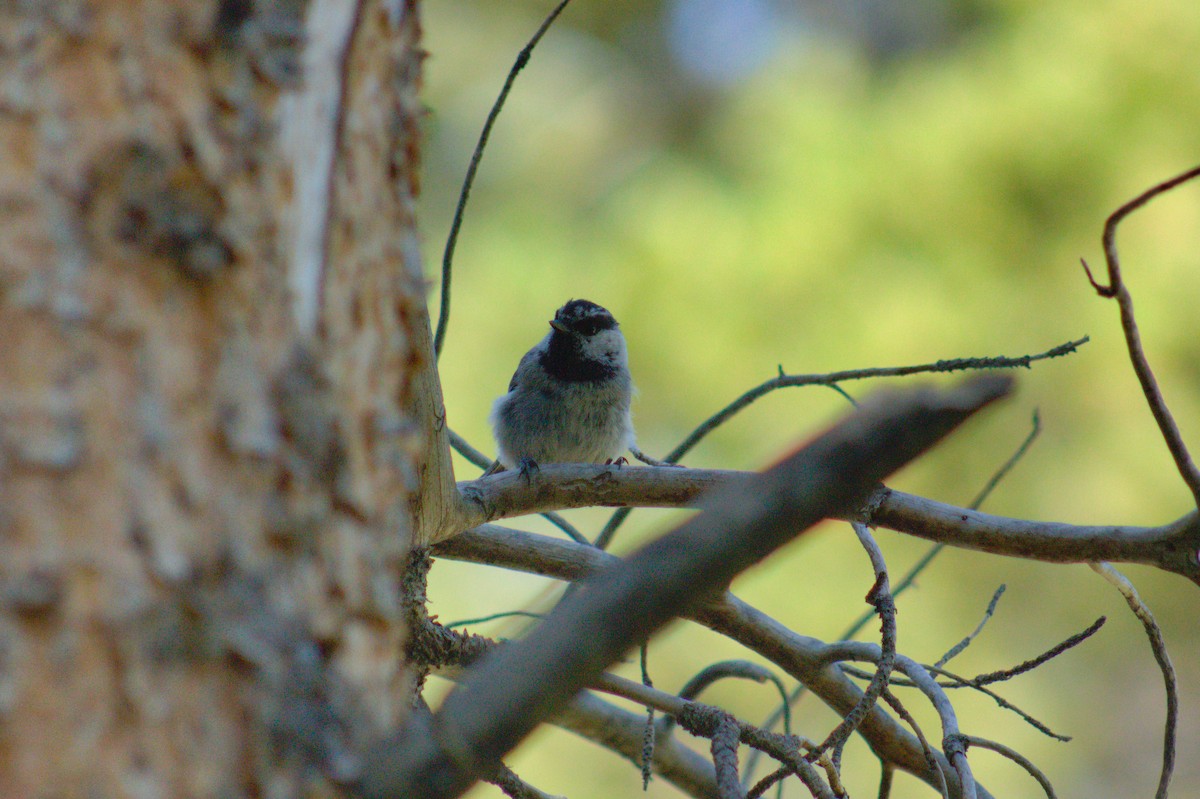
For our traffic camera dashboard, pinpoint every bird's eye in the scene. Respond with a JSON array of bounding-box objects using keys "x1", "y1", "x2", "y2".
[{"x1": 577, "y1": 320, "x2": 600, "y2": 336}]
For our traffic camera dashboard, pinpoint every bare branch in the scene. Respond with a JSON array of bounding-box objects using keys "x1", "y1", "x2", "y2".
[
  {"x1": 448, "y1": 466, "x2": 1200, "y2": 583},
  {"x1": 1090, "y1": 563, "x2": 1177, "y2": 799},
  {"x1": 967, "y1": 616, "x2": 1105, "y2": 687},
  {"x1": 1081, "y1": 165, "x2": 1200, "y2": 509},
  {"x1": 363, "y1": 377, "x2": 1011, "y2": 799},
  {"x1": 868, "y1": 489, "x2": 1200, "y2": 586},
  {"x1": 454, "y1": 464, "x2": 738, "y2": 529}
]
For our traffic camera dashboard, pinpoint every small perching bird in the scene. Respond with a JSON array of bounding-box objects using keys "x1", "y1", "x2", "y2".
[{"x1": 488, "y1": 299, "x2": 635, "y2": 475}]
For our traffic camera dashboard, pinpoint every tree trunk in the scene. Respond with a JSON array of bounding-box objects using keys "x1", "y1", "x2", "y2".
[{"x1": 0, "y1": 1, "x2": 435, "y2": 795}]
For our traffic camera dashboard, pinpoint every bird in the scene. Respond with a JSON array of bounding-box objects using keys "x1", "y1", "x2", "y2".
[{"x1": 487, "y1": 299, "x2": 635, "y2": 477}]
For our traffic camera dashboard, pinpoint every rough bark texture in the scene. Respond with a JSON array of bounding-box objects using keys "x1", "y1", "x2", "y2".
[{"x1": 0, "y1": 1, "x2": 431, "y2": 795}]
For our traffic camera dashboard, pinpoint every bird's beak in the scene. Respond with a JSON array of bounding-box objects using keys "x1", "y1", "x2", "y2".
[{"x1": 549, "y1": 319, "x2": 569, "y2": 333}]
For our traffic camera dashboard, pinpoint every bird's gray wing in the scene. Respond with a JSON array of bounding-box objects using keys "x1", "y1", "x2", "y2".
[{"x1": 507, "y1": 348, "x2": 539, "y2": 393}]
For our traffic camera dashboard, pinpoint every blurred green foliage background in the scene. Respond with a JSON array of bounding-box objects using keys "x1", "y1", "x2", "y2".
[{"x1": 417, "y1": 0, "x2": 1200, "y2": 796}]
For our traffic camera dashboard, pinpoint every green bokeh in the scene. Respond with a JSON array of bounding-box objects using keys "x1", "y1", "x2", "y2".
[{"x1": 419, "y1": 1, "x2": 1200, "y2": 796}]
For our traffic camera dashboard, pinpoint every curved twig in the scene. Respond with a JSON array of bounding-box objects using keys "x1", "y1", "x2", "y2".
[
  {"x1": 959, "y1": 735, "x2": 1056, "y2": 799},
  {"x1": 881, "y1": 688, "x2": 949, "y2": 799},
  {"x1": 660, "y1": 660, "x2": 791, "y2": 741},
  {"x1": 1090, "y1": 563, "x2": 1177, "y2": 799},
  {"x1": 434, "y1": 0, "x2": 573, "y2": 359},
  {"x1": 1080, "y1": 166, "x2": 1200, "y2": 509}
]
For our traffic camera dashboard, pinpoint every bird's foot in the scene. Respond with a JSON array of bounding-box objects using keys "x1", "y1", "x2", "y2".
[
  {"x1": 605, "y1": 456, "x2": 629, "y2": 468},
  {"x1": 517, "y1": 457, "x2": 541, "y2": 483}
]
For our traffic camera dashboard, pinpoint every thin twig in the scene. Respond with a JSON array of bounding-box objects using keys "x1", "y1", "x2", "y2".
[
  {"x1": 434, "y1": 0, "x2": 573, "y2": 359},
  {"x1": 845, "y1": 616, "x2": 1104, "y2": 741},
  {"x1": 631, "y1": 446, "x2": 679, "y2": 467},
  {"x1": 967, "y1": 410, "x2": 1042, "y2": 511},
  {"x1": 1081, "y1": 165, "x2": 1200, "y2": 509},
  {"x1": 641, "y1": 642, "x2": 656, "y2": 790},
  {"x1": 880, "y1": 689, "x2": 949, "y2": 799},
  {"x1": 958, "y1": 735, "x2": 1056, "y2": 799},
  {"x1": 444, "y1": 610, "x2": 544, "y2": 629},
  {"x1": 745, "y1": 766, "x2": 789, "y2": 799},
  {"x1": 968, "y1": 616, "x2": 1105, "y2": 687},
  {"x1": 665, "y1": 340, "x2": 1083, "y2": 468},
  {"x1": 1090, "y1": 563, "x2": 1177, "y2": 799},
  {"x1": 935, "y1": 585, "x2": 1006, "y2": 668},
  {"x1": 931, "y1": 677, "x2": 1066, "y2": 741},
  {"x1": 854, "y1": 409, "x2": 1042, "y2": 644},
  {"x1": 860, "y1": 662, "x2": 1070, "y2": 741}
]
